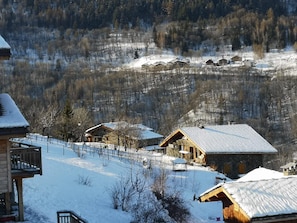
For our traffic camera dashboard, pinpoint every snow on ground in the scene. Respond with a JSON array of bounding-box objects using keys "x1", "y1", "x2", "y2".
[
  {"x1": 123, "y1": 47, "x2": 297, "y2": 76},
  {"x1": 14, "y1": 134, "x2": 228, "y2": 223}
]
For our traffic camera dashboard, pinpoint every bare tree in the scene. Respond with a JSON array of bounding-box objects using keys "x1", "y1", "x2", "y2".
[
  {"x1": 72, "y1": 107, "x2": 93, "y2": 141},
  {"x1": 39, "y1": 105, "x2": 59, "y2": 136}
]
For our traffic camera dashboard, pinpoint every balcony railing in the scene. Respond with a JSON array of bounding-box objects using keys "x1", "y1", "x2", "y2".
[
  {"x1": 10, "y1": 142, "x2": 42, "y2": 177},
  {"x1": 57, "y1": 211, "x2": 87, "y2": 223}
]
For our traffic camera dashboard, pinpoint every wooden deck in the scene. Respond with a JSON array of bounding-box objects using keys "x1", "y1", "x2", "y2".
[{"x1": 10, "y1": 142, "x2": 42, "y2": 178}]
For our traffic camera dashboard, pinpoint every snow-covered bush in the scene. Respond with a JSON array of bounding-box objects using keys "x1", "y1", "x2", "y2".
[
  {"x1": 77, "y1": 175, "x2": 92, "y2": 186},
  {"x1": 109, "y1": 171, "x2": 147, "y2": 211},
  {"x1": 151, "y1": 168, "x2": 190, "y2": 223},
  {"x1": 131, "y1": 192, "x2": 174, "y2": 223}
]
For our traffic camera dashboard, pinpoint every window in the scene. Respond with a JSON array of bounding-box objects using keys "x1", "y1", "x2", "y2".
[
  {"x1": 190, "y1": 147, "x2": 194, "y2": 159},
  {"x1": 238, "y1": 161, "x2": 246, "y2": 174},
  {"x1": 224, "y1": 162, "x2": 232, "y2": 175}
]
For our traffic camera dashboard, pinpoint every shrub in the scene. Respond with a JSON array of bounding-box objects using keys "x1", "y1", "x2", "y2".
[{"x1": 77, "y1": 175, "x2": 92, "y2": 186}]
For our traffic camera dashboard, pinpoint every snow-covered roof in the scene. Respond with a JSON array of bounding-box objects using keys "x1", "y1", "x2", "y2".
[
  {"x1": 280, "y1": 162, "x2": 297, "y2": 169},
  {"x1": 236, "y1": 167, "x2": 283, "y2": 182},
  {"x1": 0, "y1": 35, "x2": 10, "y2": 49},
  {"x1": 224, "y1": 176, "x2": 297, "y2": 219},
  {"x1": 179, "y1": 124, "x2": 277, "y2": 154},
  {"x1": 0, "y1": 93, "x2": 29, "y2": 128},
  {"x1": 86, "y1": 121, "x2": 163, "y2": 140},
  {"x1": 200, "y1": 167, "x2": 297, "y2": 220}
]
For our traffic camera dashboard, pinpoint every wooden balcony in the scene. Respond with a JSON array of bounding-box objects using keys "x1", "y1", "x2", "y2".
[{"x1": 10, "y1": 142, "x2": 42, "y2": 178}]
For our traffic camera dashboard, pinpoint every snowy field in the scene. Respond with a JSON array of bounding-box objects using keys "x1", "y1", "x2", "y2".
[{"x1": 12, "y1": 134, "x2": 227, "y2": 223}]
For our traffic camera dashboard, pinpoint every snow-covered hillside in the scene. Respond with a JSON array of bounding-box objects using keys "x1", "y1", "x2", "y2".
[{"x1": 15, "y1": 134, "x2": 227, "y2": 223}]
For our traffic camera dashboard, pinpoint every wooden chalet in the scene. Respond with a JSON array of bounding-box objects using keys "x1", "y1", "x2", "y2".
[
  {"x1": 231, "y1": 55, "x2": 242, "y2": 63},
  {"x1": 199, "y1": 175, "x2": 297, "y2": 223},
  {"x1": 85, "y1": 121, "x2": 163, "y2": 149},
  {"x1": 159, "y1": 124, "x2": 277, "y2": 178},
  {"x1": 205, "y1": 59, "x2": 214, "y2": 65},
  {"x1": 218, "y1": 58, "x2": 228, "y2": 66},
  {"x1": 0, "y1": 36, "x2": 41, "y2": 222},
  {"x1": 0, "y1": 94, "x2": 42, "y2": 222},
  {"x1": 280, "y1": 161, "x2": 297, "y2": 176}
]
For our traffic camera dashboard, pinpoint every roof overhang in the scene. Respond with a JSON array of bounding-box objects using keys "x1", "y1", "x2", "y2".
[
  {"x1": 0, "y1": 127, "x2": 29, "y2": 139},
  {"x1": 252, "y1": 213, "x2": 297, "y2": 223},
  {"x1": 0, "y1": 94, "x2": 30, "y2": 138},
  {"x1": 199, "y1": 184, "x2": 251, "y2": 222},
  {"x1": 159, "y1": 128, "x2": 186, "y2": 147}
]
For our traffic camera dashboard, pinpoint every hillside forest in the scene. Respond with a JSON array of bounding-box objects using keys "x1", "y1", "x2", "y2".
[{"x1": 1, "y1": 0, "x2": 297, "y2": 168}]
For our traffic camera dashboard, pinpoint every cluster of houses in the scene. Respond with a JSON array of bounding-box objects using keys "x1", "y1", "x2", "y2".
[
  {"x1": 86, "y1": 121, "x2": 278, "y2": 179},
  {"x1": 205, "y1": 55, "x2": 254, "y2": 67},
  {"x1": 1, "y1": 35, "x2": 297, "y2": 222},
  {"x1": 85, "y1": 121, "x2": 297, "y2": 223}
]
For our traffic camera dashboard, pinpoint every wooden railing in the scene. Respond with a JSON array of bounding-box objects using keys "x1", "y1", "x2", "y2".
[
  {"x1": 57, "y1": 211, "x2": 87, "y2": 223},
  {"x1": 10, "y1": 142, "x2": 42, "y2": 176}
]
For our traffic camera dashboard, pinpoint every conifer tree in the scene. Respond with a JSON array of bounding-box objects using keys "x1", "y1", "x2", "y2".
[{"x1": 61, "y1": 99, "x2": 74, "y2": 141}]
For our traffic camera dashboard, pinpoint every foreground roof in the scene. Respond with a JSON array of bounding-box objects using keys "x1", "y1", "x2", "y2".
[
  {"x1": 200, "y1": 172, "x2": 297, "y2": 220},
  {"x1": 0, "y1": 93, "x2": 29, "y2": 136},
  {"x1": 161, "y1": 124, "x2": 277, "y2": 154}
]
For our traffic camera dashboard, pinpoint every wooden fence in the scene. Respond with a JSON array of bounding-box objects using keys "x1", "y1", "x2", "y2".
[{"x1": 23, "y1": 134, "x2": 174, "y2": 168}]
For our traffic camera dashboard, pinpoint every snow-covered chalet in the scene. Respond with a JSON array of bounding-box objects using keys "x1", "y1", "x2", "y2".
[
  {"x1": 199, "y1": 168, "x2": 297, "y2": 223},
  {"x1": 159, "y1": 124, "x2": 277, "y2": 178}
]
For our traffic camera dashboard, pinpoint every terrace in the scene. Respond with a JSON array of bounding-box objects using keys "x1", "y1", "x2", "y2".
[{"x1": 10, "y1": 142, "x2": 42, "y2": 178}]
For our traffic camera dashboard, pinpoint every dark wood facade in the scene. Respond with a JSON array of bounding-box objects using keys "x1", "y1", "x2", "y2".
[{"x1": 163, "y1": 137, "x2": 263, "y2": 178}]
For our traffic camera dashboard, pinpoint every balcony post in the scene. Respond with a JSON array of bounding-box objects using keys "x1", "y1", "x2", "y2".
[
  {"x1": 4, "y1": 192, "x2": 10, "y2": 214},
  {"x1": 15, "y1": 178, "x2": 24, "y2": 221}
]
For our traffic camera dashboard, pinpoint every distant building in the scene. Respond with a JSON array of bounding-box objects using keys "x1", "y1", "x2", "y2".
[
  {"x1": 159, "y1": 124, "x2": 277, "y2": 178},
  {"x1": 205, "y1": 59, "x2": 214, "y2": 65},
  {"x1": 85, "y1": 121, "x2": 163, "y2": 150},
  {"x1": 230, "y1": 55, "x2": 242, "y2": 63},
  {"x1": 218, "y1": 58, "x2": 228, "y2": 66},
  {"x1": 280, "y1": 161, "x2": 297, "y2": 175}
]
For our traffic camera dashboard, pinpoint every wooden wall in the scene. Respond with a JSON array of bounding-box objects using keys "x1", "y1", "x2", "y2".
[
  {"x1": 0, "y1": 139, "x2": 11, "y2": 194},
  {"x1": 206, "y1": 154, "x2": 263, "y2": 179}
]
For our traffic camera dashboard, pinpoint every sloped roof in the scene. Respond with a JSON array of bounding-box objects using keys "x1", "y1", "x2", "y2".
[
  {"x1": 86, "y1": 121, "x2": 163, "y2": 140},
  {"x1": 0, "y1": 93, "x2": 29, "y2": 136},
  {"x1": 225, "y1": 177, "x2": 297, "y2": 218},
  {"x1": 280, "y1": 162, "x2": 297, "y2": 169},
  {"x1": 161, "y1": 124, "x2": 277, "y2": 154},
  {"x1": 200, "y1": 174, "x2": 297, "y2": 220},
  {"x1": 0, "y1": 35, "x2": 10, "y2": 48}
]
